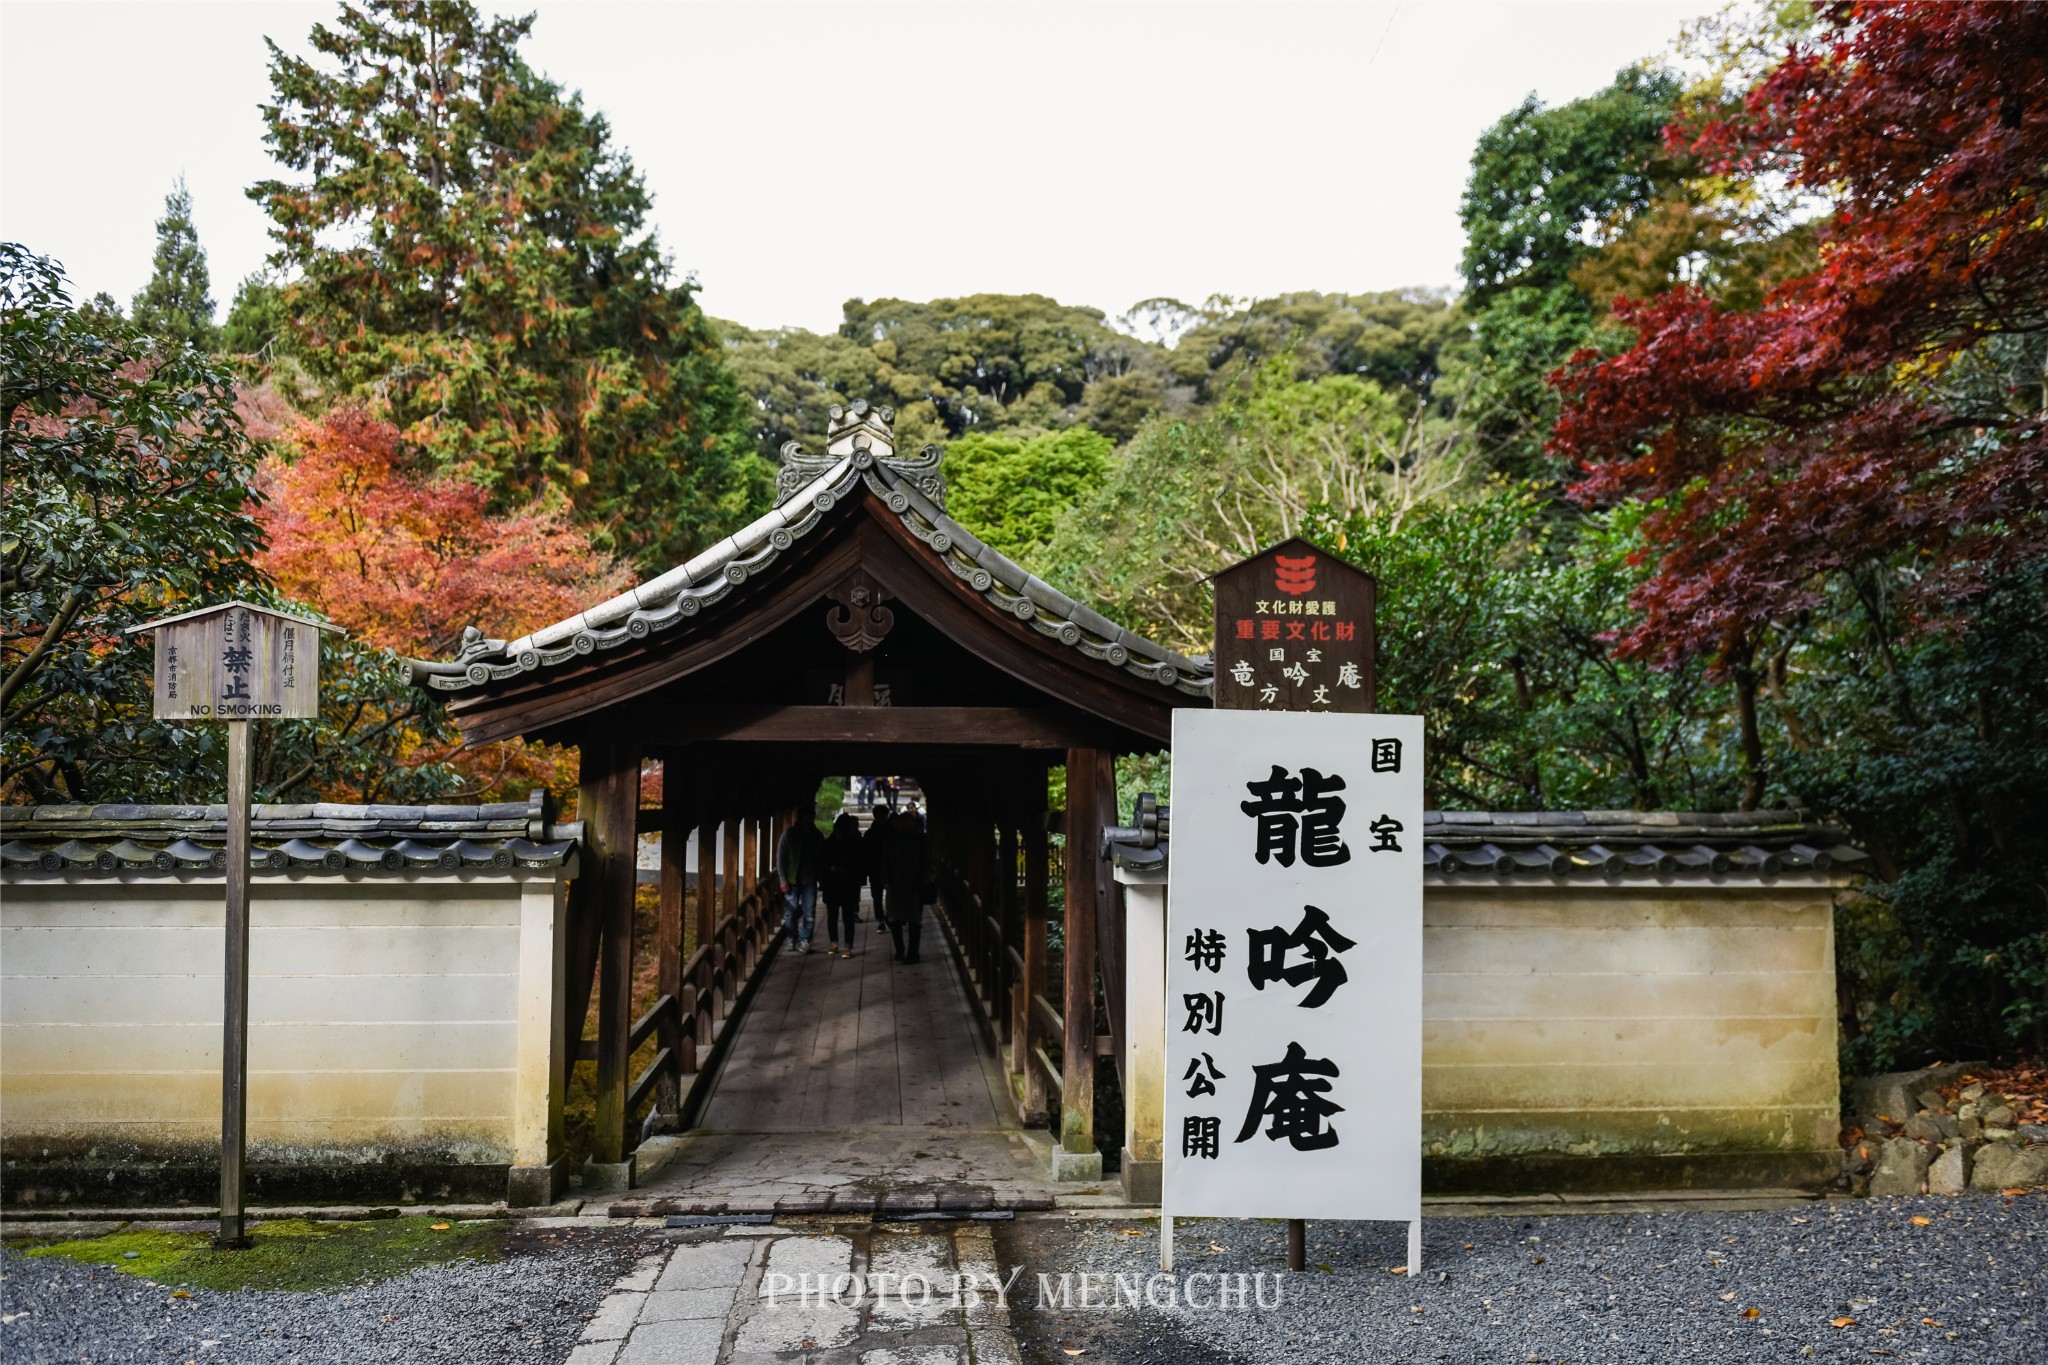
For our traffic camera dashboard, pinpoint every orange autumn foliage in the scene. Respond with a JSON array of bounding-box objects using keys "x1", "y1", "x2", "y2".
[{"x1": 255, "y1": 406, "x2": 634, "y2": 799}]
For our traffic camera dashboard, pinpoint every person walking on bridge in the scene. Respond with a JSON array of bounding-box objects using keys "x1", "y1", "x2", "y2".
[
  {"x1": 821, "y1": 811, "x2": 864, "y2": 958},
  {"x1": 775, "y1": 801, "x2": 827, "y2": 955},
  {"x1": 883, "y1": 805, "x2": 929, "y2": 964},
  {"x1": 863, "y1": 800, "x2": 892, "y2": 930}
]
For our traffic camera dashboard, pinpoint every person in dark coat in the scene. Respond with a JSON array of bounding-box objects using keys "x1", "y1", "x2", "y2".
[
  {"x1": 863, "y1": 801, "x2": 892, "y2": 930},
  {"x1": 882, "y1": 807, "x2": 929, "y2": 964},
  {"x1": 820, "y1": 812, "x2": 864, "y2": 958}
]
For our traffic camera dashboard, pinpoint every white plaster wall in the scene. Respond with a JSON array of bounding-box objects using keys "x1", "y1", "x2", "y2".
[
  {"x1": 1, "y1": 873, "x2": 565, "y2": 1164},
  {"x1": 1421, "y1": 882, "x2": 1842, "y2": 1158}
]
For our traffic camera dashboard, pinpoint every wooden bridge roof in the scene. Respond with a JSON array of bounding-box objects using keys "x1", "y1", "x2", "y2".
[{"x1": 409, "y1": 402, "x2": 1213, "y2": 754}]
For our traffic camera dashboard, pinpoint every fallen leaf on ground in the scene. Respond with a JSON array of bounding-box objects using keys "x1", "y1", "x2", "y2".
[
  {"x1": 1462, "y1": 1242, "x2": 1474, "y2": 1250},
  {"x1": 1208, "y1": 1242, "x2": 1227, "y2": 1253},
  {"x1": 1909, "y1": 1216, "x2": 1931, "y2": 1226},
  {"x1": 1119, "y1": 1228, "x2": 1144, "y2": 1237},
  {"x1": 1791, "y1": 1216, "x2": 1809, "y2": 1224},
  {"x1": 2001, "y1": 1187, "x2": 2027, "y2": 1197},
  {"x1": 1833, "y1": 1317, "x2": 1858, "y2": 1328},
  {"x1": 1387, "y1": 1265, "x2": 1407, "y2": 1275},
  {"x1": 1921, "y1": 1318, "x2": 1941, "y2": 1327},
  {"x1": 169, "y1": 1291, "x2": 191, "y2": 1300},
  {"x1": 1531, "y1": 1256, "x2": 1546, "y2": 1265},
  {"x1": 1743, "y1": 1307, "x2": 1760, "y2": 1319},
  {"x1": 430, "y1": 1222, "x2": 451, "y2": 1230},
  {"x1": 1061, "y1": 1348, "x2": 1086, "y2": 1357},
  {"x1": 1410, "y1": 1306, "x2": 1425, "y2": 1314},
  {"x1": 1721, "y1": 1292, "x2": 1737, "y2": 1301}
]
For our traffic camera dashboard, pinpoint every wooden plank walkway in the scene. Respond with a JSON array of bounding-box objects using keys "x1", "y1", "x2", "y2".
[{"x1": 697, "y1": 897, "x2": 1012, "y2": 1132}]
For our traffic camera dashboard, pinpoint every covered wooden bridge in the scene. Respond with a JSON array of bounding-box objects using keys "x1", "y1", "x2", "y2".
[{"x1": 412, "y1": 402, "x2": 1212, "y2": 1200}]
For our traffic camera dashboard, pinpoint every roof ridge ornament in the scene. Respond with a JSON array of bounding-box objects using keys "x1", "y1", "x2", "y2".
[{"x1": 776, "y1": 398, "x2": 946, "y2": 510}]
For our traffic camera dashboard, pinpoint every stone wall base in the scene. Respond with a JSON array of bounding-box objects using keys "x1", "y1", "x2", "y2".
[
  {"x1": 1120, "y1": 1150, "x2": 1162, "y2": 1204},
  {"x1": 1, "y1": 1160, "x2": 509, "y2": 1209},
  {"x1": 506, "y1": 1155, "x2": 569, "y2": 1208},
  {"x1": 1424, "y1": 1149, "x2": 1841, "y2": 1195}
]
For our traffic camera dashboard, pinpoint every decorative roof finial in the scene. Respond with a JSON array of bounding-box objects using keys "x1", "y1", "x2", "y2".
[{"x1": 775, "y1": 400, "x2": 946, "y2": 510}]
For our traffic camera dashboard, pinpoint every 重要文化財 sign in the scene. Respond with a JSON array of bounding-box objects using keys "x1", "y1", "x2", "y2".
[
  {"x1": 1164, "y1": 708, "x2": 1423, "y2": 1223},
  {"x1": 1211, "y1": 537, "x2": 1376, "y2": 713}
]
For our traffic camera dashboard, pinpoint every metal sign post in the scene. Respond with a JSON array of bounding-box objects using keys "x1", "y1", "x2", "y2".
[
  {"x1": 1160, "y1": 540, "x2": 1422, "y2": 1276},
  {"x1": 127, "y1": 602, "x2": 340, "y2": 1249}
]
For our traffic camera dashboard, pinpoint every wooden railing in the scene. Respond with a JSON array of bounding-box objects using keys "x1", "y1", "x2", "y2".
[
  {"x1": 580, "y1": 877, "x2": 784, "y2": 1148},
  {"x1": 932, "y1": 854, "x2": 1109, "y2": 1122}
]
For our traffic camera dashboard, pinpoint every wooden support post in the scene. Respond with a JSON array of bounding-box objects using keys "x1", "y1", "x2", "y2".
[
  {"x1": 215, "y1": 719, "x2": 253, "y2": 1249},
  {"x1": 696, "y1": 821, "x2": 717, "y2": 948},
  {"x1": 743, "y1": 817, "x2": 759, "y2": 899},
  {"x1": 998, "y1": 819, "x2": 1019, "y2": 1049},
  {"x1": 583, "y1": 737, "x2": 641, "y2": 1179},
  {"x1": 656, "y1": 795, "x2": 687, "y2": 1117},
  {"x1": 722, "y1": 819, "x2": 740, "y2": 924},
  {"x1": 1020, "y1": 802, "x2": 1050, "y2": 1123},
  {"x1": 1059, "y1": 746, "x2": 1106, "y2": 1175},
  {"x1": 1092, "y1": 755, "x2": 1127, "y2": 1088}
]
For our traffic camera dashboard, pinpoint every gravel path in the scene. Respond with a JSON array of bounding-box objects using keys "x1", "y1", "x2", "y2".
[
  {"x1": 1000, "y1": 1194, "x2": 2045, "y2": 1364},
  {"x1": 0, "y1": 1226, "x2": 656, "y2": 1365}
]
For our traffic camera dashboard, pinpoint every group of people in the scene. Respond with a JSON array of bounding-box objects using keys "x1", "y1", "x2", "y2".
[{"x1": 773, "y1": 795, "x2": 931, "y2": 964}]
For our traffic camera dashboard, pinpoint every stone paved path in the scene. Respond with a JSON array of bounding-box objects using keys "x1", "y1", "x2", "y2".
[{"x1": 569, "y1": 1223, "x2": 1022, "y2": 1365}]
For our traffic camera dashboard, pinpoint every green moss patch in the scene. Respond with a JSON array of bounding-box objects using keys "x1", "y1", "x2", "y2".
[{"x1": 22, "y1": 1215, "x2": 505, "y2": 1293}]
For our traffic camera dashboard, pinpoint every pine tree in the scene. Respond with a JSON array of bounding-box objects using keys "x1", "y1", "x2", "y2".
[
  {"x1": 129, "y1": 177, "x2": 220, "y2": 352},
  {"x1": 251, "y1": 0, "x2": 765, "y2": 569}
]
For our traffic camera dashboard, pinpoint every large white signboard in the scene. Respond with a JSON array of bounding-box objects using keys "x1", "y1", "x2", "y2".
[{"x1": 1165, "y1": 709, "x2": 1423, "y2": 1223}]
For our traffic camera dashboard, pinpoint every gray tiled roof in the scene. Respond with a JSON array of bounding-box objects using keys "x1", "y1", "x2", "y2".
[
  {"x1": 408, "y1": 402, "x2": 1214, "y2": 700},
  {"x1": 1105, "y1": 806, "x2": 1867, "y2": 883},
  {"x1": 0, "y1": 791, "x2": 576, "y2": 877}
]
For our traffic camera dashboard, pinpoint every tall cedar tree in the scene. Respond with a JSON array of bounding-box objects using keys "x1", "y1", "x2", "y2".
[
  {"x1": 129, "y1": 177, "x2": 221, "y2": 352},
  {"x1": 251, "y1": 1, "x2": 766, "y2": 570}
]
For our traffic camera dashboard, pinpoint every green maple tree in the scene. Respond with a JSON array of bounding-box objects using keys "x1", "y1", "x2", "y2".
[{"x1": 250, "y1": 0, "x2": 765, "y2": 569}]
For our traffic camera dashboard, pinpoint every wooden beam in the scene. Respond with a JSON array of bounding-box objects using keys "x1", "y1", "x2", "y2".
[
  {"x1": 617, "y1": 704, "x2": 1110, "y2": 750},
  {"x1": 584, "y1": 736, "x2": 641, "y2": 1166},
  {"x1": 1061, "y1": 745, "x2": 1106, "y2": 1156}
]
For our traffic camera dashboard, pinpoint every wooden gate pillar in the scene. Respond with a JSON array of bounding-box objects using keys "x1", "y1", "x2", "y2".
[
  {"x1": 581, "y1": 736, "x2": 641, "y2": 1184},
  {"x1": 722, "y1": 819, "x2": 741, "y2": 923},
  {"x1": 1020, "y1": 793, "x2": 1051, "y2": 1124},
  {"x1": 1057, "y1": 746, "x2": 1111, "y2": 1180},
  {"x1": 997, "y1": 817, "x2": 1019, "y2": 1051},
  {"x1": 656, "y1": 790, "x2": 688, "y2": 1118},
  {"x1": 696, "y1": 821, "x2": 717, "y2": 949}
]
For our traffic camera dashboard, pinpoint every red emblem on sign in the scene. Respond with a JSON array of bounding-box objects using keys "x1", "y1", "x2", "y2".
[{"x1": 1273, "y1": 554, "x2": 1317, "y2": 596}]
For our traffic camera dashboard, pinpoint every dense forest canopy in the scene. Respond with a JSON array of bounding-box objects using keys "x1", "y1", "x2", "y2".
[{"x1": 4, "y1": 0, "x2": 2042, "y2": 1069}]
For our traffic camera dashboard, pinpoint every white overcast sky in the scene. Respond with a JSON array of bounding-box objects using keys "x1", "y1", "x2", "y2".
[{"x1": 1, "y1": 0, "x2": 1712, "y2": 334}]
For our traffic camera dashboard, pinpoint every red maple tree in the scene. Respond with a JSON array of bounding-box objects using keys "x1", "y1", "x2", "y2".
[
  {"x1": 256, "y1": 406, "x2": 632, "y2": 796},
  {"x1": 1553, "y1": 0, "x2": 2048, "y2": 667}
]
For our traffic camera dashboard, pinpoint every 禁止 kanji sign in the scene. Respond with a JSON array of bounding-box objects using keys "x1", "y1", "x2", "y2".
[
  {"x1": 1211, "y1": 537, "x2": 1376, "y2": 713},
  {"x1": 126, "y1": 600, "x2": 340, "y2": 1252},
  {"x1": 1165, "y1": 709, "x2": 1423, "y2": 1224},
  {"x1": 140, "y1": 601, "x2": 331, "y2": 720}
]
